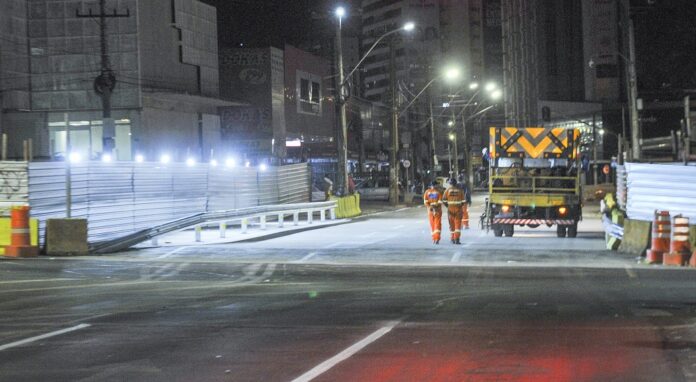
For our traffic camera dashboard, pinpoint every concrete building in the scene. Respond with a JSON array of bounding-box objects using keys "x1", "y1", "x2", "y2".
[
  {"x1": 218, "y1": 45, "x2": 335, "y2": 164},
  {"x1": 0, "y1": 0, "x2": 232, "y2": 162},
  {"x1": 359, "y1": 0, "x2": 499, "y2": 183}
]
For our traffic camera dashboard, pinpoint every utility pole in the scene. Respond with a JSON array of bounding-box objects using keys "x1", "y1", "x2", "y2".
[
  {"x1": 450, "y1": 108, "x2": 459, "y2": 176},
  {"x1": 335, "y1": 12, "x2": 349, "y2": 195},
  {"x1": 627, "y1": 19, "x2": 640, "y2": 161},
  {"x1": 389, "y1": 39, "x2": 399, "y2": 205},
  {"x1": 77, "y1": 0, "x2": 130, "y2": 158},
  {"x1": 429, "y1": 102, "x2": 438, "y2": 177}
]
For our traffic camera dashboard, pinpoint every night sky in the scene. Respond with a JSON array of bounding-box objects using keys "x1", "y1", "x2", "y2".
[
  {"x1": 201, "y1": 0, "x2": 696, "y2": 95},
  {"x1": 200, "y1": 0, "x2": 322, "y2": 49}
]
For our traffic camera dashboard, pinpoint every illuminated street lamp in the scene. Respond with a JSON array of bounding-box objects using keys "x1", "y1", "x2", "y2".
[
  {"x1": 335, "y1": 8, "x2": 415, "y2": 199},
  {"x1": 469, "y1": 82, "x2": 479, "y2": 90}
]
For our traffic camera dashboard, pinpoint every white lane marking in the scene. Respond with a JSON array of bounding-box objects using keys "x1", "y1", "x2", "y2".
[
  {"x1": 0, "y1": 323, "x2": 91, "y2": 352},
  {"x1": 291, "y1": 320, "x2": 400, "y2": 382},
  {"x1": 625, "y1": 266, "x2": 637, "y2": 279},
  {"x1": 324, "y1": 242, "x2": 348, "y2": 249},
  {"x1": 0, "y1": 278, "x2": 77, "y2": 285},
  {"x1": 451, "y1": 251, "x2": 462, "y2": 263},
  {"x1": 392, "y1": 224, "x2": 405, "y2": 230},
  {"x1": 295, "y1": 252, "x2": 318, "y2": 263},
  {"x1": 361, "y1": 232, "x2": 378, "y2": 239},
  {"x1": 157, "y1": 246, "x2": 189, "y2": 259}
]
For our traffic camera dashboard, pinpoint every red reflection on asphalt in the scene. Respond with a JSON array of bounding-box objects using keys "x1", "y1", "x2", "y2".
[{"x1": 316, "y1": 321, "x2": 662, "y2": 382}]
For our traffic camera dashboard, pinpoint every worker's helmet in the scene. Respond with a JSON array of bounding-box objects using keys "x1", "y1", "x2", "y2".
[{"x1": 449, "y1": 178, "x2": 457, "y2": 186}]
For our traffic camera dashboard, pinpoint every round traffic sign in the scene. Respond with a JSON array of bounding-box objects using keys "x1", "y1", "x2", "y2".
[{"x1": 402, "y1": 160, "x2": 411, "y2": 168}]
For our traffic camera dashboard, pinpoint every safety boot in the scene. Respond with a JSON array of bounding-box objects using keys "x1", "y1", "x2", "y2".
[{"x1": 455, "y1": 239, "x2": 461, "y2": 244}]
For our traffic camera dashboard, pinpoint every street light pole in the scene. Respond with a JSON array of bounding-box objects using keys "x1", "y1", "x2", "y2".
[
  {"x1": 627, "y1": 19, "x2": 640, "y2": 161},
  {"x1": 334, "y1": 7, "x2": 349, "y2": 195},
  {"x1": 389, "y1": 38, "x2": 399, "y2": 205}
]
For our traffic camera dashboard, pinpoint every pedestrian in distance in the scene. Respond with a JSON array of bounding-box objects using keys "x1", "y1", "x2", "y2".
[
  {"x1": 423, "y1": 181, "x2": 443, "y2": 244},
  {"x1": 443, "y1": 178, "x2": 465, "y2": 244},
  {"x1": 457, "y1": 174, "x2": 472, "y2": 230}
]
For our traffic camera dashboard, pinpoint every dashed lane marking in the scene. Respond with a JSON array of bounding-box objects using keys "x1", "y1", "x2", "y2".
[
  {"x1": 291, "y1": 320, "x2": 401, "y2": 382},
  {"x1": 625, "y1": 266, "x2": 637, "y2": 279},
  {"x1": 294, "y1": 252, "x2": 318, "y2": 263},
  {"x1": 0, "y1": 323, "x2": 91, "y2": 352},
  {"x1": 451, "y1": 252, "x2": 462, "y2": 263},
  {"x1": 157, "y1": 246, "x2": 190, "y2": 259}
]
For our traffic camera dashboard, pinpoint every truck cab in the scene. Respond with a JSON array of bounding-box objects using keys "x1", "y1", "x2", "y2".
[{"x1": 484, "y1": 127, "x2": 582, "y2": 238}]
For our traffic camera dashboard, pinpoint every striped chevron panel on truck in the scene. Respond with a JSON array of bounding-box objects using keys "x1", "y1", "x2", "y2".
[
  {"x1": 493, "y1": 219, "x2": 576, "y2": 225},
  {"x1": 489, "y1": 127, "x2": 580, "y2": 159}
]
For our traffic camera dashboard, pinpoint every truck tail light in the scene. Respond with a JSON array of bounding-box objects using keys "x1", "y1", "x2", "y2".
[
  {"x1": 502, "y1": 205, "x2": 511, "y2": 213},
  {"x1": 558, "y1": 206, "x2": 568, "y2": 216}
]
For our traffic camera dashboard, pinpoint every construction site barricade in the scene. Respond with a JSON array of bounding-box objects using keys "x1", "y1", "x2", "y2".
[
  {"x1": 618, "y1": 219, "x2": 651, "y2": 256},
  {"x1": 331, "y1": 194, "x2": 362, "y2": 219},
  {"x1": 646, "y1": 210, "x2": 670, "y2": 264},
  {"x1": 3, "y1": 206, "x2": 39, "y2": 258},
  {"x1": 663, "y1": 215, "x2": 690, "y2": 266}
]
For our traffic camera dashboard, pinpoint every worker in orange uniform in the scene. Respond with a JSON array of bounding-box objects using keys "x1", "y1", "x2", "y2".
[
  {"x1": 457, "y1": 174, "x2": 472, "y2": 230},
  {"x1": 423, "y1": 181, "x2": 443, "y2": 244},
  {"x1": 443, "y1": 178, "x2": 465, "y2": 244}
]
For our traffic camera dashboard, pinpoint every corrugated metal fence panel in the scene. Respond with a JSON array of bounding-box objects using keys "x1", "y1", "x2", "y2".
[
  {"x1": 23, "y1": 161, "x2": 311, "y2": 243},
  {"x1": 615, "y1": 165, "x2": 627, "y2": 210},
  {"x1": 257, "y1": 169, "x2": 279, "y2": 206},
  {"x1": 625, "y1": 162, "x2": 696, "y2": 221},
  {"x1": 277, "y1": 163, "x2": 310, "y2": 204},
  {"x1": 28, "y1": 162, "x2": 66, "y2": 221},
  {"x1": 86, "y1": 162, "x2": 136, "y2": 241},
  {"x1": 0, "y1": 161, "x2": 29, "y2": 214}
]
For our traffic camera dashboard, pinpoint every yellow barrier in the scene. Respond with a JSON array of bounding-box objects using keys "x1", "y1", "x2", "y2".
[
  {"x1": 0, "y1": 218, "x2": 39, "y2": 256},
  {"x1": 331, "y1": 194, "x2": 362, "y2": 218}
]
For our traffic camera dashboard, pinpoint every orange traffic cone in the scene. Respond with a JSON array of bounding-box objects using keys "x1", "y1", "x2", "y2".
[
  {"x1": 4, "y1": 206, "x2": 39, "y2": 258},
  {"x1": 646, "y1": 210, "x2": 670, "y2": 264},
  {"x1": 663, "y1": 215, "x2": 690, "y2": 266}
]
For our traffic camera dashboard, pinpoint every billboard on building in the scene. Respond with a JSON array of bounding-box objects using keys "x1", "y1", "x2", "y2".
[{"x1": 219, "y1": 49, "x2": 273, "y2": 153}]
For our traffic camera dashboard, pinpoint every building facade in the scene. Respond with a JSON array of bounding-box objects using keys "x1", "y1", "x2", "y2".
[
  {"x1": 0, "y1": 0, "x2": 231, "y2": 162},
  {"x1": 219, "y1": 45, "x2": 336, "y2": 164}
]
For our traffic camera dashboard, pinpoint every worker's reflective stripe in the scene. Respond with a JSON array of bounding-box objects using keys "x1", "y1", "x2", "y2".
[
  {"x1": 453, "y1": 230, "x2": 461, "y2": 233},
  {"x1": 432, "y1": 230, "x2": 441, "y2": 234},
  {"x1": 446, "y1": 201, "x2": 464, "y2": 205},
  {"x1": 10, "y1": 228, "x2": 30, "y2": 234}
]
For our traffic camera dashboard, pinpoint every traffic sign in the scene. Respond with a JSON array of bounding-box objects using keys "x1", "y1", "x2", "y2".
[{"x1": 402, "y1": 160, "x2": 411, "y2": 168}]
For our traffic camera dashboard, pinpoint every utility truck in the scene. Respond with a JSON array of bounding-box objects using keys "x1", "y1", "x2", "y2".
[{"x1": 482, "y1": 127, "x2": 582, "y2": 238}]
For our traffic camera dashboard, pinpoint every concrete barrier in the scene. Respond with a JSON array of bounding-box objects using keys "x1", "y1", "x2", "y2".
[
  {"x1": 618, "y1": 218, "x2": 651, "y2": 256},
  {"x1": 45, "y1": 219, "x2": 89, "y2": 256},
  {"x1": 0, "y1": 218, "x2": 38, "y2": 256}
]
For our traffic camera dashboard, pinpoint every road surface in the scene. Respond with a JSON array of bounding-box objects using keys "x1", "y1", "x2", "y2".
[{"x1": 1, "y1": 203, "x2": 695, "y2": 381}]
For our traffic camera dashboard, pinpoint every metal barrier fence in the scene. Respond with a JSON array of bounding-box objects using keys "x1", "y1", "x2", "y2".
[
  {"x1": 0, "y1": 161, "x2": 311, "y2": 243},
  {"x1": 91, "y1": 201, "x2": 337, "y2": 254},
  {"x1": 625, "y1": 162, "x2": 696, "y2": 221}
]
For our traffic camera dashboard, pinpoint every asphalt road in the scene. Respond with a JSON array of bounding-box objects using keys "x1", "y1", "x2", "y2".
[{"x1": 1, "y1": 204, "x2": 696, "y2": 381}]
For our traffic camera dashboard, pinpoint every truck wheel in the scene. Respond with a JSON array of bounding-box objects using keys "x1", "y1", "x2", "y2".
[
  {"x1": 567, "y1": 223, "x2": 578, "y2": 238},
  {"x1": 503, "y1": 224, "x2": 514, "y2": 237},
  {"x1": 556, "y1": 225, "x2": 567, "y2": 238},
  {"x1": 493, "y1": 225, "x2": 503, "y2": 237}
]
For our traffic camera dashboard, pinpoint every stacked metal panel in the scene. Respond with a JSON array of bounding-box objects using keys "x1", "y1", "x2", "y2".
[
  {"x1": 615, "y1": 165, "x2": 627, "y2": 210},
  {"x1": 625, "y1": 163, "x2": 696, "y2": 221}
]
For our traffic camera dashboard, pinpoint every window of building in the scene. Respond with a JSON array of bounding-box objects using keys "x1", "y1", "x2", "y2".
[
  {"x1": 297, "y1": 71, "x2": 322, "y2": 116},
  {"x1": 300, "y1": 78, "x2": 310, "y2": 102}
]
